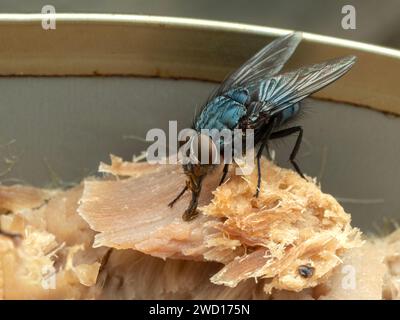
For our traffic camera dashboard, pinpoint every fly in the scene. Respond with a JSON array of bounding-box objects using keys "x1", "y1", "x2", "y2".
[
  {"x1": 168, "y1": 32, "x2": 356, "y2": 221},
  {"x1": 298, "y1": 264, "x2": 315, "y2": 278}
]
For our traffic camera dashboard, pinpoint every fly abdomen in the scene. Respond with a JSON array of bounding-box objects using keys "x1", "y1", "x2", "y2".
[{"x1": 276, "y1": 102, "x2": 300, "y2": 126}]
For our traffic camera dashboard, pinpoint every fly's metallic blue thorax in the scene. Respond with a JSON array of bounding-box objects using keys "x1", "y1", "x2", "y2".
[{"x1": 194, "y1": 88, "x2": 249, "y2": 132}]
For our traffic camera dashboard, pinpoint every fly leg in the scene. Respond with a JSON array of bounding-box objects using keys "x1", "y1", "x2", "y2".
[
  {"x1": 168, "y1": 184, "x2": 188, "y2": 208},
  {"x1": 255, "y1": 118, "x2": 277, "y2": 197},
  {"x1": 182, "y1": 174, "x2": 204, "y2": 221},
  {"x1": 219, "y1": 164, "x2": 230, "y2": 186},
  {"x1": 270, "y1": 126, "x2": 305, "y2": 179},
  {"x1": 182, "y1": 184, "x2": 202, "y2": 221}
]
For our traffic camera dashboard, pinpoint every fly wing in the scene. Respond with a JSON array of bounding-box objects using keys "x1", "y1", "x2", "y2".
[
  {"x1": 247, "y1": 55, "x2": 357, "y2": 119},
  {"x1": 210, "y1": 32, "x2": 302, "y2": 99}
]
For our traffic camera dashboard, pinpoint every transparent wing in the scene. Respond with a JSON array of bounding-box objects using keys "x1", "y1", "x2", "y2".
[
  {"x1": 211, "y1": 32, "x2": 302, "y2": 98},
  {"x1": 248, "y1": 55, "x2": 357, "y2": 117}
]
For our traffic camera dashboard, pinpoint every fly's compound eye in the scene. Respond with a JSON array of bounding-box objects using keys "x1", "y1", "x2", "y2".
[{"x1": 188, "y1": 134, "x2": 219, "y2": 165}]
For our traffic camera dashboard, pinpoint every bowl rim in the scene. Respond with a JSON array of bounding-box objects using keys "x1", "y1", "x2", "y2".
[
  {"x1": 0, "y1": 13, "x2": 398, "y2": 57},
  {"x1": 0, "y1": 13, "x2": 399, "y2": 115}
]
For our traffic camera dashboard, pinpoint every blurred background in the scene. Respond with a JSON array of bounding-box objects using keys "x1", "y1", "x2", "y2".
[{"x1": 0, "y1": 0, "x2": 399, "y2": 49}]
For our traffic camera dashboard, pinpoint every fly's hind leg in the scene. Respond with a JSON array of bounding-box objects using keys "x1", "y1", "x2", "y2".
[
  {"x1": 168, "y1": 184, "x2": 188, "y2": 208},
  {"x1": 270, "y1": 126, "x2": 305, "y2": 179}
]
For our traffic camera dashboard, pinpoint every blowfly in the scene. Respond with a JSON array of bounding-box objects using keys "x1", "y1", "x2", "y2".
[{"x1": 168, "y1": 32, "x2": 356, "y2": 221}]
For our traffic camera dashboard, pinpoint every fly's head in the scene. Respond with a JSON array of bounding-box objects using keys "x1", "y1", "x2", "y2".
[
  {"x1": 181, "y1": 133, "x2": 218, "y2": 193},
  {"x1": 182, "y1": 162, "x2": 214, "y2": 193},
  {"x1": 174, "y1": 132, "x2": 219, "y2": 221}
]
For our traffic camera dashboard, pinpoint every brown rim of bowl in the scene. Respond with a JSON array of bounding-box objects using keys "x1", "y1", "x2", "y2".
[{"x1": 0, "y1": 13, "x2": 398, "y2": 115}]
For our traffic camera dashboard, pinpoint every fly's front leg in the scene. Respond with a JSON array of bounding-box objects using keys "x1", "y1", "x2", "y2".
[
  {"x1": 270, "y1": 126, "x2": 305, "y2": 179},
  {"x1": 182, "y1": 189, "x2": 201, "y2": 221},
  {"x1": 219, "y1": 164, "x2": 230, "y2": 186},
  {"x1": 182, "y1": 177, "x2": 204, "y2": 221},
  {"x1": 168, "y1": 184, "x2": 188, "y2": 208}
]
